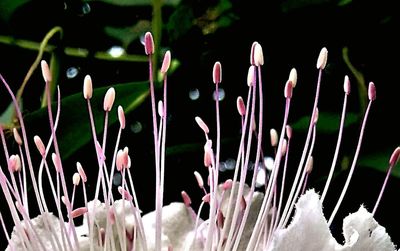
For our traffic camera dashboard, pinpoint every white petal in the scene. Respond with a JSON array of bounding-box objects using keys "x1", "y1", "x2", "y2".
[
  {"x1": 237, "y1": 191, "x2": 264, "y2": 250},
  {"x1": 342, "y1": 206, "x2": 396, "y2": 251},
  {"x1": 218, "y1": 182, "x2": 264, "y2": 250},
  {"x1": 142, "y1": 202, "x2": 202, "y2": 250},
  {"x1": 268, "y1": 189, "x2": 341, "y2": 251},
  {"x1": 7, "y1": 213, "x2": 56, "y2": 250}
]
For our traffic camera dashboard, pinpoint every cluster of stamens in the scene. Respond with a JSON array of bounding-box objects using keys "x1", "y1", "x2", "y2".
[{"x1": 0, "y1": 31, "x2": 398, "y2": 251}]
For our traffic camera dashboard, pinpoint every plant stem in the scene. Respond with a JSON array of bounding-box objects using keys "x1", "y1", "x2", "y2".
[
  {"x1": 342, "y1": 47, "x2": 367, "y2": 113},
  {"x1": 0, "y1": 35, "x2": 148, "y2": 62}
]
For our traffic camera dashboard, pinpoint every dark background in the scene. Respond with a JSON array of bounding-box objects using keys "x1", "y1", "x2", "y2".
[{"x1": 0, "y1": 0, "x2": 399, "y2": 249}]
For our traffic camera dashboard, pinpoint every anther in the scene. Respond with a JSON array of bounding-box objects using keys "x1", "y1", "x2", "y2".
[{"x1": 144, "y1": 32, "x2": 154, "y2": 55}]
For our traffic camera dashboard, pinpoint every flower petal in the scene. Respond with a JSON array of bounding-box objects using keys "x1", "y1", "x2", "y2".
[
  {"x1": 342, "y1": 206, "x2": 396, "y2": 251},
  {"x1": 142, "y1": 202, "x2": 202, "y2": 250},
  {"x1": 268, "y1": 189, "x2": 341, "y2": 251}
]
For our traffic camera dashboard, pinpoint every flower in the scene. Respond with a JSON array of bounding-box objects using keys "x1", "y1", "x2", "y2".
[{"x1": 0, "y1": 32, "x2": 399, "y2": 251}]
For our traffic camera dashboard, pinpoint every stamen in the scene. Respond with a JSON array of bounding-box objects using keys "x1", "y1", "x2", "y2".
[
  {"x1": 320, "y1": 75, "x2": 350, "y2": 203},
  {"x1": 223, "y1": 179, "x2": 233, "y2": 190},
  {"x1": 51, "y1": 153, "x2": 62, "y2": 173},
  {"x1": 232, "y1": 43, "x2": 265, "y2": 251},
  {"x1": 270, "y1": 128, "x2": 278, "y2": 148},
  {"x1": 118, "y1": 186, "x2": 133, "y2": 201},
  {"x1": 144, "y1": 31, "x2": 162, "y2": 251},
  {"x1": 343, "y1": 75, "x2": 351, "y2": 95},
  {"x1": 203, "y1": 140, "x2": 213, "y2": 167},
  {"x1": 250, "y1": 42, "x2": 257, "y2": 65},
  {"x1": 286, "y1": 125, "x2": 292, "y2": 140},
  {"x1": 195, "y1": 116, "x2": 210, "y2": 135},
  {"x1": 72, "y1": 173, "x2": 80, "y2": 186},
  {"x1": 284, "y1": 80, "x2": 293, "y2": 99},
  {"x1": 1, "y1": 74, "x2": 46, "y2": 214},
  {"x1": 328, "y1": 83, "x2": 376, "y2": 226},
  {"x1": 103, "y1": 87, "x2": 116, "y2": 112},
  {"x1": 116, "y1": 149, "x2": 125, "y2": 172},
  {"x1": 157, "y1": 100, "x2": 164, "y2": 118},
  {"x1": 247, "y1": 65, "x2": 256, "y2": 87},
  {"x1": 276, "y1": 48, "x2": 326, "y2": 231},
  {"x1": 389, "y1": 146, "x2": 400, "y2": 167},
  {"x1": 288, "y1": 68, "x2": 297, "y2": 88},
  {"x1": 301, "y1": 156, "x2": 314, "y2": 194},
  {"x1": 70, "y1": 173, "x2": 80, "y2": 211},
  {"x1": 40, "y1": 60, "x2": 52, "y2": 83},
  {"x1": 272, "y1": 126, "x2": 292, "y2": 233},
  {"x1": 368, "y1": 82, "x2": 376, "y2": 101},
  {"x1": 71, "y1": 207, "x2": 88, "y2": 219},
  {"x1": 9, "y1": 155, "x2": 21, "y2": 173},
  {"x1": 44, "y1": 80, "x2": 79, "y2": 248},
  {"x1": 0, "y1": 169, "x2": 34, "y2": 250},
  {"x1": 194, "y1": 171, "x2": 205, "y2": 190},
  {"x1": 202, "y1": 193, "x2": 211, "y2": 203},
  {"x1": 34, "y1": 136, "x2": 46, "y2": 157},
  {"x1": 144, "y1": 32, "x2": 154, "y2": 55},
  {"x1": 161, "y1": 50, "x2": 171, "y2": 74},
  {"x1": 253, "y1": 43, "x2": 264, "y2": 67},
  {"x1": 83, "y1": 75, "x2": 93, "y2": 100},
  {"x1": 316, "y1": 47, "x2": 328, "y2": 70},
  {"x1": 281, "y1": 139, "x2": 288, "y2": 157},
  {"x1": 181, "y1": 191, "x2": 192, "y2": 207},
  {"x1": 13, "y1": 128, "x2": 23, "y2": 146},
  {"x1": 213, "y1": 61, "x2": 222, "y2": 84},
  {"x1": 236, "y1": 96, "x2": 246, "y2": 116},
  {"x1": 118, "y1": 106, "x2": 126, "y2": 129},
  {"x1": 76, "y1": 162, "x2": 87, "y2": 183},
  {"x1": 372, "y1": 146, "x2": 400, "y2": 215}
]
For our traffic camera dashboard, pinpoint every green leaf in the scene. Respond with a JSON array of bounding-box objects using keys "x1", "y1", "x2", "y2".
[
  {"x1": 338, "y1": 0, "x2": 352, "y2": 6},
  {"x1": 104, "y1": 21, "x2": 151, "y2": 48},
  {"x1": 217, "y1": 15, "x2": 234, "y2": 29},
  {"x1": 359, "y1": 149, "x2": 400, "y2": 178},
  {"x1": 0, "y1": 101, "x2": 22, "y2": 128},
  {"x1": 89, "y1": 0, "x2": 181, "y2": 6},
  {"x1": 0, "y1": 0, "x2": 30, "y2": 22},
  {"x1": 167, "y1": 5, "x2": 195, "y2": 41},
  {"x1": 291, "y1": 112, "x2": 359, "y2": 134},
  {"x1": 24, "y1": 81, "x2": 149, "y2": 159}
]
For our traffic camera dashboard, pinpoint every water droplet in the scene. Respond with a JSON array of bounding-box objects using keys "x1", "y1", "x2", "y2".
[
  {"x1": 264, "y1": 156, "x2": 274, "y2": 171},
  {"x1": 219, "y1": 162, "x2": 227, "y2": 172},
  {"x1": 107, "y1": 46, "x2": 125, "y2": 58},
  {"x1": 248, "y1": 161, "x2": 255, "y2": 171},
  {"x1": 130, "y1": 121, "x2": 143, "y2": 134},
  {"x1": 113, "y1": 172, "x2": 122, "y2": 186},
  {"x1": 225, "y1": 158, "x2": 236, "y2": 170},
  {"x1": 82, "y1": 3, "x2": 91, "y2": 15},
  {"x1": 256, "y1": 167, "x2": 266, "y2": 188},
  {"x1": 189, "y1": 88, "x2": 200, "y2": 100},
  {"x1": 140, "y1": 34, "x2": 145, "y2": 46},
  {"x1": 213, "y1": 87, "x2": 225, "y2": 101},
  {"x1": 66, "y1": 67, "x2": 79, "y2": 79}
]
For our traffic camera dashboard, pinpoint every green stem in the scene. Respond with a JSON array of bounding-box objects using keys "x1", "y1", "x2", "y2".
[
  {"x1": 41, "y1": 49, "x2": 61, "y2": 108},
  {"x1": 16, "y1": 26, "x2": 63, "y2": 104},
  {"x1": 152, "y1": 0, "x2": 163, "y2": 87},
  {"x1": 0, "y1": 35, "x2": 148, "y2": 62},
  {"x1": 342, "y1": 47, "x2": 367, "y2": 113}
]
